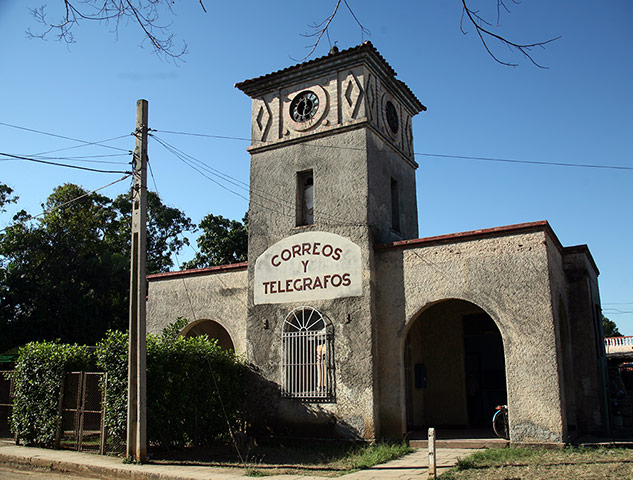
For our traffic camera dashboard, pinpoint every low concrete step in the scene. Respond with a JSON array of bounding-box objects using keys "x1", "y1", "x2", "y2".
[{"x1": 410, "y1": 438, "x2": 509, "y2": 449}]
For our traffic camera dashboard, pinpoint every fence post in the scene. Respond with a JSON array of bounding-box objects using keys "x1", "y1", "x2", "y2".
[
  {"x1": 78, "y1": 372, "x2": 87, "y2": 451},
  {"x1": 428, "y1": 427, "x2": 436, "y2": 479},
  {"x1": 100, "y1": 372, "x2": 107, "y2": 455},
  {"x1": 55, "y1": 374, "x2": 66, "y2": 449}
]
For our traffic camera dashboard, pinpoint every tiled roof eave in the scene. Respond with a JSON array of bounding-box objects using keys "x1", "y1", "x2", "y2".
[{"x1": 235, "y1": 42, "x2": 425, "y2": 114}]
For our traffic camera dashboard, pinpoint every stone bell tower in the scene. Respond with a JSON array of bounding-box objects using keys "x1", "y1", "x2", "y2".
[{"x1": 236, "y1": 42, "x2": 425, "y2": 439}]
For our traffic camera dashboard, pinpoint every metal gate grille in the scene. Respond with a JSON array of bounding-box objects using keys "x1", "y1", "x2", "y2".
[
  {"x1": 281, "y1": 307, "x2": 334, "y2": 400},
  {"x1": 0, "y1": 371, "x2": 14, "y2": 436},
  {"x1": 60, "y1": 372, "x2": 106, "y2": 453}
]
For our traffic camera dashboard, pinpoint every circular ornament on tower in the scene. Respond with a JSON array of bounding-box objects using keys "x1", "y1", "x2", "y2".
[
  {"x1": 381, "y1": 93, "x2": 400, "y2": 140},
  {"x1": 285, "y1": 85, "x2": 329, "y2": 132},
  {"x1": 385, "y1": 101, "x2": 399, "y2": 134}
]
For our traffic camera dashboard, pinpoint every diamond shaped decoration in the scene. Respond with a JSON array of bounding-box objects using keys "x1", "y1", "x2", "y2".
[
  {"x1": 345, "y1": 80, "x2": 355, "y2": 108},
  {"x1": 254, "y1": 99, "x2": 272, "y2": 141},
  {"x1": 342, "y1": 72, "x2": 364, "y2": 120}
]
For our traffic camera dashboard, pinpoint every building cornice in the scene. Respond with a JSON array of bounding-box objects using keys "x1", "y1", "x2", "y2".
[
  {"x1": 236, "y1": 41, "x2": 425, "y2": 115},
  {"x1": 147, "y1": 262, "x2": 248, "y2": 281},
  {"x1": 375, "y1": 220, "x2": 562, "y2": 251}
]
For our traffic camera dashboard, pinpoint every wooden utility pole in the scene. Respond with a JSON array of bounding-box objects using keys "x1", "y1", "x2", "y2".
[{"x1": 127, "y1": 99, "x2": 148, "y2": 462}]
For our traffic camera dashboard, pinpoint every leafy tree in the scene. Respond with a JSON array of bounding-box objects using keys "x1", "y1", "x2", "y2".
[
  {"x1": 0, "y1": 183, "x2": 18, "y2": 213},
  {"x1": 182, "y1": 213, "x2": 247, "y2": 269},
  {"x1": 0, "y1": 184, "x2": 128, "y2": 350},
  {"x1": 602, "y1": 315, "x2": 622, "y2": 338},
  {"x1": 0, "y1": 183, "x2": 193, "y2": 351},
  {"x1": 112, "y1": 190, "x2": 194, "y2": 274}
]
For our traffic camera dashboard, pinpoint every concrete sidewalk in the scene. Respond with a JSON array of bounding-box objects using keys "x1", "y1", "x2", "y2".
[{"x1": 0, "y1": 442, "x2": 477, "y2": 480}]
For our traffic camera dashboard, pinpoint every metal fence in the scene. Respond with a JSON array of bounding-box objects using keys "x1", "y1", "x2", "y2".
[
  {"x1": 0, "y1": 370, "x2": 123, "y2": 455},
  {"x1": 59, "y1": 372, "x2": 106, "y2": 453},
  {"x1": 0, "y1": 371, "x2": 14, "y2": 436}
]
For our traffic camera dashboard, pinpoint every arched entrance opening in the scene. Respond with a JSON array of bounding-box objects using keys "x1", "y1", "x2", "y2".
[
  {"x1": 405, "y1": 299, "x2": 506, "y2": 434},
  {"x1": 182, "y1": 319, "x2": 235, "y2": 351}
]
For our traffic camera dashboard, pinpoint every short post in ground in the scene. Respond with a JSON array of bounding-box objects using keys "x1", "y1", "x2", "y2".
[{"x1": 428, "y1": 427, "x2": 436, "y2": 478}]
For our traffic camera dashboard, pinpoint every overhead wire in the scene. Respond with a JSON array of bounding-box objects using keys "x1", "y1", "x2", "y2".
[
  {"x1": 0, "y1": 121, "x2": 130, "y2": 153},
  {"x1": 150, "y1": 134, "x2": 294, "y2": 217},
  {"x1": 25, "y1": 153, "x2": 131, "y2": 165},
  {"x1": 0, "y1": 152, "x2": 132, "y2": 174},
  {"x1": 150, "y1": 134, "x2": 368, "y2": 228},
  {"x1": 31, "y1": 136, "x2": 132, "y2": 156},
  {"x1": 154, "y1": 128, "x2": 632, "y2": 172},
  {"x1": 414, "y1": 152, "x2": 633, "y2": 171}
]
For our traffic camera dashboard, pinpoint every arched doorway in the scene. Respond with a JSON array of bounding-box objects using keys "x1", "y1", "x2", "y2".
[
  {"x1": 182, "y1": 319, "x2": 235, "y2": 351},
  {"x1": 405, "y1": 299, "x2": 506, "y2": 433}
]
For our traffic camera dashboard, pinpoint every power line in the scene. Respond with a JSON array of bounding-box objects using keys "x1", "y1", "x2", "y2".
[
  {"x1": 415, "y1": 152, "x2": 633, "y2": 171},
  {"x1": 31, "y1": 136, "x2": 132, "y2": 156},
  {"x1": 154, "y1": 129, "x2": 250, "y2": 142},
  {"x1": 28, "y1": 153, "x2": 130, "y2": 164},
  {"x1": 154, "y1": 128, "x2": 632, "y2": 171},
  {"x1": 151, "y1": 135, "x2": 366, "y2": 228},
  {"x1": 0, "y1": 121, "x2": 130, "y2": 153},
  {"x1": 151, "y1": 135, "x2": 251, "y2": 204},
  {"x1": 2, "y1": 153, "x2": 130, "y2": 166},
  {"x1": 0, "y1": 152, "x2": 131, "y2": 174}
]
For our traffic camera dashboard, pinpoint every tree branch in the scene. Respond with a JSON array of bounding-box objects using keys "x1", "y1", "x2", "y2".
[
  {"x1": 297, "y1": 0, "x2": 370, "y2": 61},
  {"x1": 26, "y1": 0, "x2": 207, "y2": 60},
  {"x1": 461, "y1": 0, "x2": 560, "y2": 68}
]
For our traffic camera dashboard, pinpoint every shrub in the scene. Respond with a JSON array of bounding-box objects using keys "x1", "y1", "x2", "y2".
[
  {"x1": 9, "y1": 341, "x2": 90, "y2": 447},
  {"x1": 95, "y1": 330, "x2": 129, "y2": 446},
  {"x1": 96, "y1": 325, "x2": 247, "y2": 450},
  {"x1": 147, "y1": 331, "x2": 246, "y2": 448}
]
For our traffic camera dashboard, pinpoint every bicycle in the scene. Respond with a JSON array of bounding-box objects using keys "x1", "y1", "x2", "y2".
[{"x1": 492, "y1": 404, "x2": 509, "y2": 439}]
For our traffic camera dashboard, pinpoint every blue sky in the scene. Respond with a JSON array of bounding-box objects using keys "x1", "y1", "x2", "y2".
[{"x1": 1, "y1": 1, "x2": 632, "y2": 332}]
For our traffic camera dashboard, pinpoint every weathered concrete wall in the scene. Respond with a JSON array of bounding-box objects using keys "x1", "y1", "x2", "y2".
[
  {"x1": 146, "y1": 267, "x2": 248, "y2": 355},
  {"x1": 246, "y1": 130, "x2": 378, "y2": 439},
  {"x1": 563, "y1": 248, "x2": 606, "y2": 433},
  {"x1": 366, "y1": 129, "x2": 418, "y2": 244},
  {"x1": 375, "y1": 227, "x2": 567, "y2": 443},
  {"x1": 544, "y1": 233, "x2": 573, "y2": 438},
  {"x1": 240, "y1": 44, "x2": 424, "y2": 440}
]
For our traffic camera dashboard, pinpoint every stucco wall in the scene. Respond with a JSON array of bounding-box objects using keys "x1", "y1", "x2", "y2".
[
  {"x1": 246, "y1": 129, "x2": 378, "y2": 439},
  {"x1": 375, "y1": 228, "x2": 567, "y2": 443},
  {"x1": 563, "y1": 249, "x2": 606, "y2": 433},
  {"x1": 366, "y1": 129, "x2": 418, "y2": 244},
  {"x1": 146, "y1": 267, "x2": 248, "y2": 355}
]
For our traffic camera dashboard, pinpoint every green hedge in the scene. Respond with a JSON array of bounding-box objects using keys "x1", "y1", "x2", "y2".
[
  {"x1": 96, "y1": 326, "x2": 247, "y2": 449},
  {"x1": 95, "y1": 329, "x2": 128, "y2": 445},
  {"x1": 8, "y1": 341, "x2": 90, "y2": 447},
  {"x1": 9, "y1": 327, "x2": 246, "y2": 451}
]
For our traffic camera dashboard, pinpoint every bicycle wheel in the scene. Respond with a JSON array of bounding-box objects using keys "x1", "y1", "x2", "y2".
[{"x1": 492, "y1": 409, "x2": 509, "y2": 439}]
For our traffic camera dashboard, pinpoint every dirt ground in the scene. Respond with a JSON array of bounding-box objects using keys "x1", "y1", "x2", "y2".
[{"x1": 439, "y1": 447, "x2": 633, "y2": 480}]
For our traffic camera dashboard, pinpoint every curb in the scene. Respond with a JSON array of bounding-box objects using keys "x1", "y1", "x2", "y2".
[{"x1": 0, "y1": 450, "x2": 242, "y2": 480}]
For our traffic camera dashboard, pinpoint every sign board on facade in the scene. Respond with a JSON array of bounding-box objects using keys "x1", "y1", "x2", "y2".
[{"x1": 254, "y1": 231, "x2": 362, "y2": 305}]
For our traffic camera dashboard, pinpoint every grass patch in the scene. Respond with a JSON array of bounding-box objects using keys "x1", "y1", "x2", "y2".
[
  {"x1": 151, "y1": 439, "x2": 413, "y2": 477},
  {"x1": 346, "y1": 442, "x2": 413, "y2": 470},
  {"x1": 439, "y1": 446, "x2": 633, "y2": 480}
]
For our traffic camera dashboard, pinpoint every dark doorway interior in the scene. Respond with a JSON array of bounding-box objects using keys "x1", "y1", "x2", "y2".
[
  {"x1": 463, "y1": 314, "x2": 506, "y2": 426},
  {"x1": 405, "y1": 300, "x2": 507, "y2": 432}
]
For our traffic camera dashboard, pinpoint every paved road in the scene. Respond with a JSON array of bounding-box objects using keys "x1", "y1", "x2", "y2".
[{"x1": 0, "y1": 465, "x2": 101, "y2": 479}]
